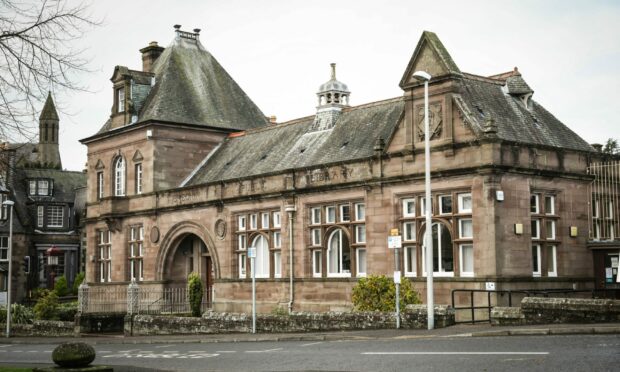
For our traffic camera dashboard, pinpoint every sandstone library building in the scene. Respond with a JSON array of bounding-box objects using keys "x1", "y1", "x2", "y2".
[{"x1": 78, "y1": 27, "x2": 619, "y2": 313}]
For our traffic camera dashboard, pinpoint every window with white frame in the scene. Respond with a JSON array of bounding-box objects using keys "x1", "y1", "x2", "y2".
[
  {"x1": 458, "y1": 193, "x2": 472, "y2": 213},
  {"x1": 238, "y1": 235, "x2": 247, "y2": 250},
  {"x1": 252, "y1": 235, "x2": 270, "y2": 278},
  {"x1": 530, "y1": 194, "x2": 540, "y2": 214},
  {"x1": 114, "y1": 157, "x2": 126, "y2": 196},
  {"x1": 249, "y1": 214, "x2": 258, "y2": 230},
  {"x1": 238, "y1": 253, "x2": 246, "y2": 278},
  {"x1": 531, "y1": 219, "x2": 540, "y2": 240},
  {"x1": 28, "y1": 179, "x2": 52, "y2": 196},
  {"x1": 546, "y1": 245, "x2": 557, "y2": 277},
  {"x1": 459, "y1": 218, "x2": 473, "y2": 239},
  {"x1": 327, "y1": 229, "x2": 351, "y2": 277},
  {"x1": 439, "y1": 195, "x2": 452, "y2": 215},
  {"x1": 273, "y1": 231, "x2": 281, "y2": 248},
  {"x1": 356, "y1": 248, "x2": 367, "y2": 277},
  {"x1": 47, "y1": 205, "x2": 64, "y2": 228},
  {"x1": 238, "y1": 215, "x2": 246, "y2": 231},
  {"x1": 545, "y1": 195, "x2": 555, "y2": 215},
  {"x1": 274, "y1": 251, "x2": 281, "y2": 278},
  {"x1": 135, "y1": 163, "x2": 143, "y2": 195},
  {"x1": 98, "y1": 230, "x2": 112, "y2": 282},
  {"x1": 545, "y1": 220, "x2": 556, "y2": 240},
  {"x1": 273, "y1": 211, "x2": 281, "y2": 228},
  {"x1": 117, "y1": 87, "x2": 125, "y2": 112},
  {"x1": 128, "y1": 226, "x2": 144, "y2": 281},
  {"x1": 403, "y1": 221, "x2": 416, "y2": 242},
  {"x1": 592, "y1": 198, "x2": 600, "y2": 218},
  {"x1": 308, "y1": 201, "x2": 365, "y2": 277},
  {"x1": 0, "y1": 236, "x2": 8, "y2": 261},
  {"x1": 420, "y1": 196, "x2": 433, "y2": 216},
  {"x1": 312, "y1": 250, "x2": 322, "y2": 277},
  {"x1": 404, "y1": 246, "x2": 416, "y2": 276},
  {"x1": 355, "y1": 203, "x2": 365, "y2": 221},
  {"x1": 460, "y1": 244, "x2": 474, "y2": 277},
  {"x1": 38, "y1": 180, "x2": 49, "y2": 195},
  {"x1": 0, "y1": 194, "x2": 6, "y2": 220},
  {"x1": 403, "y1": 198, "x2": 415, "y2": 218},
  {"x1": 311, "y1": 208, "x2": 321, "y2": 225},
  {"x1": 422, "y1": 222, "x2": 454, "y2": 276},
  {"x1": 532, "y1": 244, "x2": 541, "y2": 277},
  {"x1": 325, "y1": 206, "x2": 336, "y2": 223},
  {"x1": 261, "y1": 212, "x2": 270, "y2": 229},
  {"x1": 29, "y1": 180, "x2": 36, "y2": 195},
  {"x1": 340, "y1": 204, "x2": 351, "y2": 222}
]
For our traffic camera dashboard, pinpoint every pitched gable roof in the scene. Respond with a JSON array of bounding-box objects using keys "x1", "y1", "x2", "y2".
[
  {"x1": 137, "y1": 35, "x2": 268, "y2": 130},
  {"x1": 185, "y1": 98, "x2": 404, "y2": 185},
  {"x1": 400, "y1": 31, "x2": 461, "y2": 88}
]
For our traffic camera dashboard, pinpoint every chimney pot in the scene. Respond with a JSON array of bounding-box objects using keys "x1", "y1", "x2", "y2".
[
  {"x1": 193, "y1": 28, "x2": 201, "y2": 34},
  {"x1": 140, "y1": 41, "x2": 165, "y2": 73},
  {"x1": 173, "y1": 24, "x2": 181, "y2": 30}
]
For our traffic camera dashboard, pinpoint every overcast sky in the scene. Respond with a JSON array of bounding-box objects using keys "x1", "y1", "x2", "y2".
[{"x1": 43, "y1": 0, "x2": 620, "y2": 171}]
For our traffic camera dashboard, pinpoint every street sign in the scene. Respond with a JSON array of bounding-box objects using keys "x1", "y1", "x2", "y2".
[
  {"x1": 393, "y1": 271, "x2": 401, "y2": 283},
  {"x1": 248, "y1": 247, "x2": 256, "y2": 258},
  {"x1": 390, "y1": 228, "x2": 400, "y2": 236},
  {"x1": 387, "y1": 235, "x2": 402, "y2": 249}
]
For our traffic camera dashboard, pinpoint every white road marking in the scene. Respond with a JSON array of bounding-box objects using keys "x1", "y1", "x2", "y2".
[
  {"x1": 362, "y1": 352, "x2": 549, "y2": 355},
  {"x1": 28, "y1": 350, "x2": 38, "y2": 353},
  {"x1": 246, "y1": 348, "x2": 283, "y2": 353},
  {"x1": 216, "y1": 351, "x2": 237, "y2": 353},
  {"x1": 13, "y1": 350, "x2": 23, "y2": 353},
  {"x1": 0, "y1": 345, "x2": 12, "y2": 348},
  {"x1": 103, "y1": 352, "x2": 219, "y2": 359},
  {"x1": 301, "y1": 342, "x2": 323, "y2": 347},
  {"x1": 155, "y1": 344, "x2": 175, "y2": 348}
]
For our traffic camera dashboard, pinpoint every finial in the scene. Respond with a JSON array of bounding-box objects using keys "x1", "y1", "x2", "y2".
[
  {"x1": 512, "y1": 66, "x2": 521, "y2": 76},
  {"x1": 173, "y1": 24, "x2": 181, "y2": 30},
  {"x1": 330, "y1": 63, "x2": 336, "y2": 80}
]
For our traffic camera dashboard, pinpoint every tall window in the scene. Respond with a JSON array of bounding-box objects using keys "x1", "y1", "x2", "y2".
[
  {"x1": 0, "y1": 194, "x2": 7, "y2": 220},
  {"x1": 422, "y1": 222, "x2": 454, "y2": 276},
  {"x1": 307, "y1": 201, "x2": 365, "y2": 277},
  {"x1": 98, "y1": 230, "x2": 112, "y2": 282},
  {"x1": 47, "y1": 205, "x2": 64, "y2": 228},
  {"x1": 0, "y1": 236, "x2": 8, "y2": 261},
  {"x1": 97, "y1": 172, "x2": 104, "y2": 199},
  {"x1": 327, "y1": 229, "x2": 351, "y2": 277},
  {"x1": 37, "y1": 206, "x2": 44, "y2": 227},
  {"x1": 114, "y1": 157, "x2": 126, "y2": 196},
  {"x1": 117, "y1": 87, "x2": 125, "y2": 112},
  {"x1": 128, "y1": 226, "x2": 144, "y2": 281},
  {"x1": 252, "y1": 235, "x2": 269, "y2": 278},
  {"x1": 531, "y1": 191, "x2": 559, "y2": 277},
  {"x1": 135, "y1": 164, "x2": 142, "y2": 195},
  {"x1": 235, "y1": 209, "x2": 281, "y2": 278}
]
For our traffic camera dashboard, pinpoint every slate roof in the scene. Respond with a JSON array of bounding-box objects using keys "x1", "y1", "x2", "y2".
[
  {"x1": 185, "y1": 98, "x2": 404, "y2": 185},
  {"x1": 39, "y1": 92, "x2": 59, "y2": 121},
  {"x1": 136, "y1": 35, "x2": 268, "y2": 130},
  {"x1": 457, "y1": 74, "x2": 593, "y2": 152}
]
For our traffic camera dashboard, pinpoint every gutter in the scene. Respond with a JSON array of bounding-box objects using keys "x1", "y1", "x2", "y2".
[{"x1": 285, "y1": 204, "x2": 297, "y2": 314}]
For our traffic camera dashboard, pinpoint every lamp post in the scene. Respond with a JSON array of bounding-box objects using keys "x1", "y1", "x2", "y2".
[
  {"x1": 412, "y1": 70, "x2": 434, "y2": 330},
  {"x1": 2, "y1": 200, "x2": 14, "y2": 338}
]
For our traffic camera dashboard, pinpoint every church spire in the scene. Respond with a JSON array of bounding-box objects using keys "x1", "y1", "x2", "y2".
[{"x1": 38, "y1": 92, "x2": 62, "y2": 168}]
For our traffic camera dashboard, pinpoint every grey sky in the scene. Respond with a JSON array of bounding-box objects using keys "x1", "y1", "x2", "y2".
[{"x1": 49, "y1": 0, "x2": 619, "y2": 170}]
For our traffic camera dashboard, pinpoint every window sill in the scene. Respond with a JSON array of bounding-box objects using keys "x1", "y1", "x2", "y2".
[{"x1": 327, "y1": 273, "x2": 351, "y2": 278}]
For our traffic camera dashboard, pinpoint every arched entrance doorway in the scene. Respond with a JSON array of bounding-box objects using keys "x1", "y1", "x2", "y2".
[{"x1": 164, "y1": 233, "x2": 214, "y2": 306}]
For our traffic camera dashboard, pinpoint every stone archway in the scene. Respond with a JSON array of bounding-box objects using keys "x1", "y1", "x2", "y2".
[{"x1": 156, "y1": 221, "x2": 220, "y2": 304}]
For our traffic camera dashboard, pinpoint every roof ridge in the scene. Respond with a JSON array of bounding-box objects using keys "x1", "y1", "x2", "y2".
[{"x1": 462, "y1": 72, "x2": 505, "y2": 85}]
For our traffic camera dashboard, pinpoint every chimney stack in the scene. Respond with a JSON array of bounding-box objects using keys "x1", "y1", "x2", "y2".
[{"x1": 140, "y1": 41, "x2": 165, "y2": 73}]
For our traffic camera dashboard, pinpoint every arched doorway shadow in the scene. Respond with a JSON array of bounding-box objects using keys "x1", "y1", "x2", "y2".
[{"x1": 156, "y1": 221, "x2": 220, "y2": 305}]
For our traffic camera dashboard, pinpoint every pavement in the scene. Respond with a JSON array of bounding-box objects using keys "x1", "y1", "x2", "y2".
[{"x1": 2, "y1": 322, "x2": 620, "y2": 345}]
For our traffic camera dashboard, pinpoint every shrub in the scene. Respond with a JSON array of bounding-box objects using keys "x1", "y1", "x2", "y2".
[
  {"x1": 54, "y1": 275, "x2": 69, "y2": 297},
  {"x1": 57, "y1": 301, "x2": 78, "y2": 321},
  {"x1": 0, "y1": 304, "x2": 34, "y2": 324},
  {"x1": 34, "y1": 290, "x2": 59, "y2": 320},
  {"x1": 187, "y1": 272, "x2": 204, "y2": 317},
  {"x1": 351, "y1": 275, "x2": 421, "y2": 312},
  {"x1": 72, "y1": 272, "x2": 85, "y2": 295}
]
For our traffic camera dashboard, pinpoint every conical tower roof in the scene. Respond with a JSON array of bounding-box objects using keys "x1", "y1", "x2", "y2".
[
  {"x1": 39, "y1": 92, "x2": 59, "y2": 121},
  {"x1": 138, "y1": 28, "x2": 268, "y2": 130}
]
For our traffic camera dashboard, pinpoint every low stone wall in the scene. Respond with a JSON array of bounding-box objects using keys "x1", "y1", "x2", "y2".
[
  {"x1": 491, "y1": 297, "x2": 620, "y2": 326},
  {"x1": 75, "y1": 313, "x2": 126, "y2": 334},
  {"x1": 127, "y1": 305, "x2": 455, "y2": 336},
  {"x1": 2, "y1": 320, "x2": 74, "y2": 337}
]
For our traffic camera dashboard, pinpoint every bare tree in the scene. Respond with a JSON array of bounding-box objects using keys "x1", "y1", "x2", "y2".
[
  {"x1": 603, "y1": 138, "x2": 619, "y2": 155},
  {"x1": 0, "y1": 0, "x2": 98, "y2": 143}
]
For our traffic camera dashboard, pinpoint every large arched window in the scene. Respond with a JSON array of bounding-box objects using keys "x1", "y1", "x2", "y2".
[
  {"x1": 422, "y1": 222, "x2": 454, "y2": 276},
  {"x1": 327, "y1": 229, "x2": 351, "y2": 277},
  {"x1": 114, "y1": 157, "x2": 126, "y2": 196},
  {"x1": 252, "y1": 235, "x2": 269, "y2": 278}
]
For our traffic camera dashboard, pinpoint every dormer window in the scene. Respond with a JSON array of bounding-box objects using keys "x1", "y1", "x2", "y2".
[
  {"x1": 28, "y1": 179, "x2": 53, "y2": 196},
  {"x1": 117, "y1": 87, "x2": 125, "y2": 113}
]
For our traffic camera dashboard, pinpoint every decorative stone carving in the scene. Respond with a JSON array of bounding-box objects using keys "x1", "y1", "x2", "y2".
[
  {"x1": 150, "y1": 226, "x2": 160, "y2": 244},
  {"x1": 416, "y1": 102, "x2": 442, "y2": 141},
  {"x1": 215, "y1": 219, "x2": 226, "y2": 239}
]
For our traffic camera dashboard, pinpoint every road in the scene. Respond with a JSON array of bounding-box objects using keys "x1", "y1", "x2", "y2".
[{"x1": 1, "y1": 334, "x2": 619, "y2": 371}]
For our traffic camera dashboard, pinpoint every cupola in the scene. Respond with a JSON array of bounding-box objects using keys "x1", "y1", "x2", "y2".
[{"x1": 310, "y1": 63, "x2": 350, "y2": 131}]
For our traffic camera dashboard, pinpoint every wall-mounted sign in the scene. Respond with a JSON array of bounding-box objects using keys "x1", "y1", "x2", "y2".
[{"x1": 388, "y1": 236, "x2": 402, "y2": 249}]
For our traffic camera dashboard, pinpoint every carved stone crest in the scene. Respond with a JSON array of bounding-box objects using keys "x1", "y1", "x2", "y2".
[
  {"x1": 416, "y1": 103, "x2": 443, "y2": 141},
  {"x1": 150, "y1": 226, "x2": 160, "y2": 244},
  {"x1": 215, "y1": 219, "x2": 226, "y2": 239}
]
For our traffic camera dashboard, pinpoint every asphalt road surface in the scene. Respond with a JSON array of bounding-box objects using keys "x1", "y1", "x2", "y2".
[{"x1": 1, "y1": 334, "x2": 619, "y2": 371}]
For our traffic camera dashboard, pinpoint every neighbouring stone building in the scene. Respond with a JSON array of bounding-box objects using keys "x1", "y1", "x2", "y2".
[
  {"x1": 0, "y1": 94, "x2": 86, "y2": 302},
  {"x1": 80, "y1": 27, "x2": 619, "y2": 313}
]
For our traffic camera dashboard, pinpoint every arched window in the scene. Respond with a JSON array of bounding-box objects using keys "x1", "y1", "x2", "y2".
[
  {"x1": 327, "y1": 229, "x2": 351, "y2": 277},
  {"x1": 114, "y1": 157, "x2": 126, "y2": 196},
  {"x1": 252, "y1": 235, "x2": 269, "y2": 278},
  {"x1": 422, "y1": 222, "x2": 454, "y2": 276}
]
